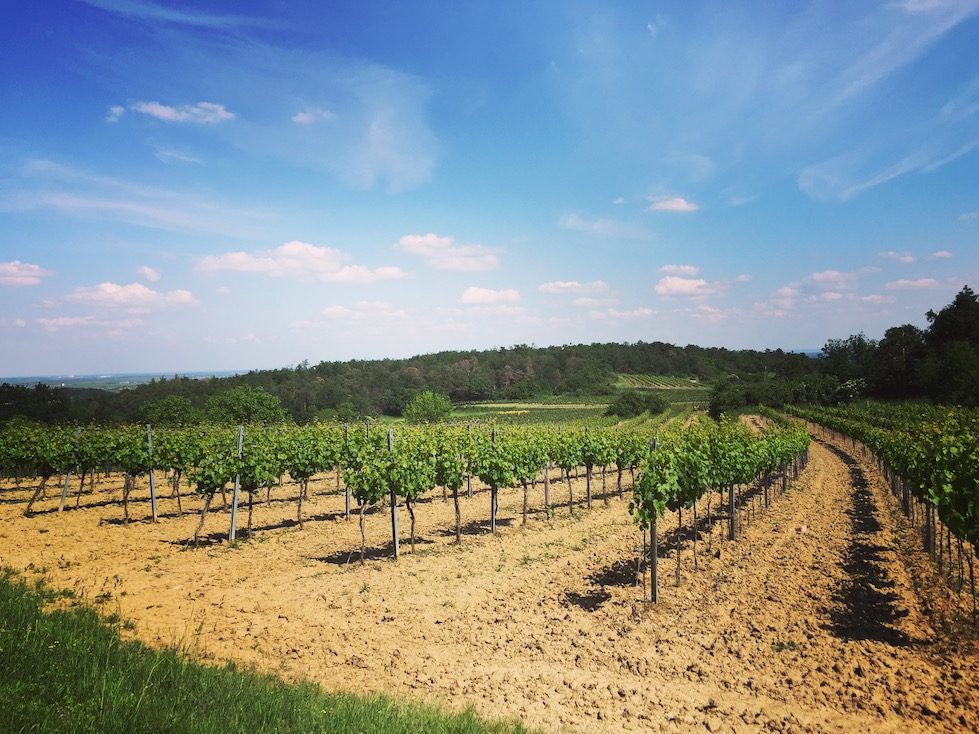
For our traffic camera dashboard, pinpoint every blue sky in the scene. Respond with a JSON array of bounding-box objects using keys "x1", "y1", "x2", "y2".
[{"x1": 1, "y1": 0, "x2": 978, "y2": 376}]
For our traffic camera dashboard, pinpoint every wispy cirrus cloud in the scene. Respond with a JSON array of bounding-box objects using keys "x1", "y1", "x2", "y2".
[
  {"x1": 3, "y1": 159, "x2": 275, "y2": 237},
  {"x1": 198, "y1": 241, "x2": 405, "y2": 284},
  {"x1": 80, "y1": 0, "x2": 274, "y2": 30},
  {"x1": 131, "y1": 100, "x2": 235, "y2": 124},
  {"x1": 0, "y1": 261, "x2": 53, "y2": 286},
  {"x1": 399, "y1": 233, "x2": 500, "y2": 271},
  {"x1": 81, "y1": 8, "x2": 438, "y2": 193},
  {"x1": 930, "y1": 249, "x2": 953, "y2": 258},
  {"x1": 105, "y1": 105, "x2": 124, "y2": 123},
  {"x1": 153, "y1": 147, "x2": 201, "y2": 165},
  {"x1": 558, "y1": 212, "x2": 651, "y2": 239}
]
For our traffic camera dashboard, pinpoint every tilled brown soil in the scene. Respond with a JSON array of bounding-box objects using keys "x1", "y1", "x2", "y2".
[{"x1": 1, "y1": 429, "x2": 977, "y2": 733}]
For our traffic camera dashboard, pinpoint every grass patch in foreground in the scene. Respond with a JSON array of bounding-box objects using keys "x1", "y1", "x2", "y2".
[{"x1": 0, "y1": 568, "x2": 530, "y2": 734}]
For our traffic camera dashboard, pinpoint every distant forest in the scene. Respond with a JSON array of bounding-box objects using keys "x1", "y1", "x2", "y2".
[{"x1": 3, "y1": 286, "x2": 976, "y2": 424}]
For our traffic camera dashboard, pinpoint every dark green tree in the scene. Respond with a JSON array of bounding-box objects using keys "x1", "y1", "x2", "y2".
[
  {"x1": 205, "y1": 386, "x2": 289, "y2": 425},
  {"x1": 871, "y1": 324, "x2": 925, "y2": 398},
  {"x1": 403, "y1": 390, "x2": 453, "y2": 424}
]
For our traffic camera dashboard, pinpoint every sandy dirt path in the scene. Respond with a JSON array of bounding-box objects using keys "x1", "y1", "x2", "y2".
[{"x1": 1, "y1": 430, "x2": 976, "y2": 733}]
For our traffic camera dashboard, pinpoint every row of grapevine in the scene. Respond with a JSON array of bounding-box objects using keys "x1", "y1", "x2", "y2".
[
  {"x1": 0, "y1": 415, "x2": 811, "y2": 603},
  {"x1": 0, "y1": 421, "x2": 654, "y2": 552},
  {"x1": 787, "y1": 403, "x2": 979, "y2": 618},
  {"x1": 630, "y1": 416, "x2": 810, "y2": 602}
]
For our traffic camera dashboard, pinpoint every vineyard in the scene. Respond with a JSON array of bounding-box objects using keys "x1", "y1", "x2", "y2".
[
  {"x1": 788, "y1": 403, "x2": 979, "y2": 617},
  {"x1": 2, "y1": 409, "x2": 977, "y2": 732},
  {"x1": 0, "y1": 414, "x2": 807, "y2": 574},
  {"x1": 616, "y1": 374, "x2": 704, "y2": 390}
]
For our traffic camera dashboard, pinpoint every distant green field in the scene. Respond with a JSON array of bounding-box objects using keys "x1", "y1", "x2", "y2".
[{"x1": 451, "y1": 401, "x2": 611, "y2": 424}]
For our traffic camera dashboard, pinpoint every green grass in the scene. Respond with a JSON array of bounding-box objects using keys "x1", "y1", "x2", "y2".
[{"x1": 0, "y1": 568, "x2": 531, "y2": 734}]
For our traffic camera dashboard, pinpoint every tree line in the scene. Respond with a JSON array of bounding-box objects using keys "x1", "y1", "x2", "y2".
[
  {"x1": 2, "y1": 341, "x2": 818, "y2": 425},
  {"x1": 709, "y1": 286, "x2": 979, "y2": 414}
]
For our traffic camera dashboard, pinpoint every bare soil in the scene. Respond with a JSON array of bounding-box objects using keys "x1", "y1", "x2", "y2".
[{"x1": 1, "y1": 428, "x2": 977, "y2": 733}]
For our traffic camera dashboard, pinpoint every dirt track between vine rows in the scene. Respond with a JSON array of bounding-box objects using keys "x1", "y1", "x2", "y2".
[{"x1": 1, "y1": 428, "x2": 977, "y2": 733}]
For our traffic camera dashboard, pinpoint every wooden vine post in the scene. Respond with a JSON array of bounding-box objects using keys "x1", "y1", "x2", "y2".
[
  {"x1": 650, "y1": 519, "x2": 659, "y2": 603},
  {"x1": 343, "y1": 423, "x2": 351, "y2": 520},
  {"x1": 58, "y1": 426, "x2": 81, "y2": 513},
  {"x1": 228, "y1": 425, "x2": 244, "y2": 543},
  {"x1": 146, "y1": 424, "x2": 158, "y2": 522},
  {"x1": 490, "y1": 427, "x2": 498, "y2": 534},
  {"x1": 728, "y1": 483, "x2": 736, "y2": 540},
  {"x1": 388, "y1": 428, "x2": 399, "y2": 560}
]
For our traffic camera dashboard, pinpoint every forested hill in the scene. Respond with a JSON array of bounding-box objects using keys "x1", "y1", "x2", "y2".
[{"x1": 2, "y1": 341, "x2": 818, "y2": 424}]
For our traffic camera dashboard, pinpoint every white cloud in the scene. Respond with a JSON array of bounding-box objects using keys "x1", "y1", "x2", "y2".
[
  {"x1": 610, "y1": 307, "x2": 655, "y2": 319},
  {"x1": 590, "y1": 307, "x2": 656, "y2": 321},
  {"x1": 879, "y1": 250, "x2": 916, "y2": 263},
  {"x1": 36, "y1": 315, "x2": 146, "y2": 334},
  {"x1": 734, "y1": 274, "x2": 752, "y2": 282},
  {"x1": 810, "y1": 269, "x2": 857, "y2": 288},
  {"x1": 612, "y1": 196, "x2": 625, "y2": 205},
  {"x1": 693, "y1": 304, "x2": 727, "y2": 322},
  {"x1": 67, "y1": 282, "x2": 196, "y2": 307},
  {"x1": 132, "y1": 101, "x2": 235, "y2": 124},
  {"x1": 198, "y1": 241, "x2": 406, "y2": 283},
  {"x1": 399, "y1": 233, "x2": 499, "y2": 271},
  {"x1": 759, "y1": 284, "x2": 801, "y2": 313},
  {"x1": 886, "y1": 278, "x2": 940, "y2": 289},
  {"x1": 137, "y1": 265, "x2": 161, "y2": 282},
  {"x1": 538, "y1": 280, "x2": 609, "y2": 295},
  {"x1": 818, "y1": 291, "x2": 844, "y2": 301},
  {"x1": 862, "y1": 294, "x2": 896, "y2": 304},
  {"x1": 654, "y1": 276, "x2": 711, "y2": 297},
  {"x1": 558, "y1": 212, "x2": 651, "y2": 239},
  {"x1": 458, "y1": 287, "x2": 521, "y2": 305},
  {"x1": 648, "y1": 196, "x2": 699, "y2": 213},
  {"x1": 930, "y1": 249, "x2": 953, "y2": 258},
  {"x1": 959, "y1": 212, "x2": 979, "y2": 221},
  {"x1": 105, "y1": 105, "x2": 124, "y2": 123},
  {"x1": 0, "y1": 260, "x2": 53, "y2": 286},
  {"x1": 659, "y1": 264, "x2": 699, "y2": 276},
  {"x1": 216, "y1": 286, "x2": 231, "y2": 294},
  {"x1": 319, "y1": 300, "x2": 408, "y2": 321},
  {"x1": 292, "y1": 108, "x2": 336, "y2": 125}
]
